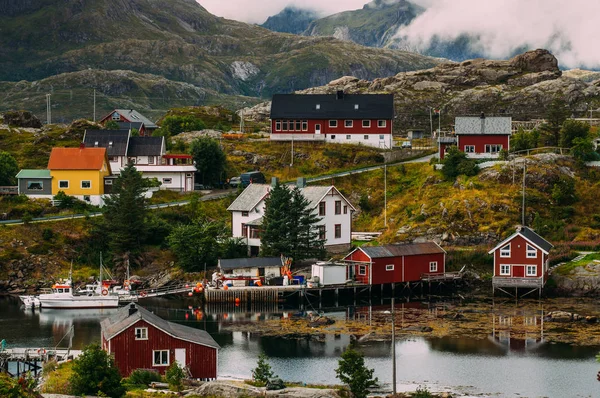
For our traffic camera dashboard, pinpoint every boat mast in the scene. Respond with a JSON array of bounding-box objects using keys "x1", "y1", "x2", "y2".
[{"x1": 99, "y1": 252, "x2": 103, "y2": 294}]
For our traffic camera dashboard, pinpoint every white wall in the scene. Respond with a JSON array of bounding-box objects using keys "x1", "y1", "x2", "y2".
[
  {"x1": 231, "y1": 199, "x2": 265, "y2": 237},
  {"x1": 140, "y1": 171, "x2": 193, "y2": 191},
  {"x1": 316, "y1": 191, "x2": 352, "y2": 246},
  {"x1": 325, "y1": 133, "x2": 392, "y2": 149}
]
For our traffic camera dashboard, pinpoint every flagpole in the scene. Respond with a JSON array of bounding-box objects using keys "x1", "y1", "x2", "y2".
[{"x1": 438, "y1": 108, "x2": 441, "y2": 135}]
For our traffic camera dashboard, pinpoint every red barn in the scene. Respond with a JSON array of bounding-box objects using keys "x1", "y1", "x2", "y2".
[
  {"x1": 270, "y1": 91, "x2": 394, "y2": 149},
  {"x1": 488, "y1": 226, "x2": 553, "y2": 296},
  {"x1": 101, "y1": 303, "x2": 219, "y2": 379},
  {"x1": 344, "y1": 242, "x2": 446, "y2": 285},
  {"x1": 455, "y1": 114, "x2": 511, "y2": 158}
]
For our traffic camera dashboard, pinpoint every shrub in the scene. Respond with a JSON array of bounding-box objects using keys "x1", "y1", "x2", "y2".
[
  {"x1": 42, "y1": 228, "x2": 54, "y2": 241},
  {"x1": 165, "y1": 363, "x2": 185, "y2": 392},
  {"x1": 252, "y1": 353, "x2": 276, "y2": 385},
  {"x1": 69, "y1": 344, "x2": 125, "y2": 398},
  {"x1": 413, "y1": 385, "x2": 433, "y2": 398},
  {"x1": 127, "y1": 369, "x2": 162, "y2": 387},
  {"x1": 335, "y1": 346, "x2": 378, "y2": 398}
]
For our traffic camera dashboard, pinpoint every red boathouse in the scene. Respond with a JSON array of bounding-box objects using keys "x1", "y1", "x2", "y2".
[
  {"x1": 343, "y1": 242, "x2": 446, "y2": 285},
  {"x1": 101, "y1": 303, "x2": 219, "y2": 379}
]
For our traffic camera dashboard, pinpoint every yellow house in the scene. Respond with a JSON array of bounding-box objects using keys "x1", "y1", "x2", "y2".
[{"x1": 48, "y1": 145, "x2": 112, "y2": 206}]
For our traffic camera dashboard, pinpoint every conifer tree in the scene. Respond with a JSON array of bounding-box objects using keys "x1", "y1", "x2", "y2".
[
  {"x1": 260, "y1": 183, "x2": 293, "y2": 257},
  {"x1": 291, "y1": 186, "x2": 325, "y2": 260},
  {"x1": 335, "y1": 346, "x2": 378, "y2": 398}
]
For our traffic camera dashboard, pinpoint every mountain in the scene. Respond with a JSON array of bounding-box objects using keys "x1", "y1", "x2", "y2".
[
  {"x1": 0, "y1": 0, "x2": 440, "y2": 121},
  {"x1": 260, "y1": 6, "x2": 319, "y2": 35}
]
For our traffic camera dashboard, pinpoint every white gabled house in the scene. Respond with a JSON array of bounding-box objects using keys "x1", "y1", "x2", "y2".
[{"x1": 227, "y1": 178, "x2": 355, "y2": 256}]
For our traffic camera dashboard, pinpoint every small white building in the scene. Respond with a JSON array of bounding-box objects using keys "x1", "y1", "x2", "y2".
[
  {"x1": 311, "y1": 262, "x2": 348, "y2": 286},
  {"x1": 218, "y1": 257, "x2": 282, "y2": 280},
  {"x1": 227, "y1": 178, "x2": 355, "y2": 256}
]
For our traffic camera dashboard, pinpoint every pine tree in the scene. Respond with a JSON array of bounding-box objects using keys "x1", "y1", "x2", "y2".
[
  {"x1": 260, "y1": 183, "x2": 293, "y2": 257},
  {"x1": 541, "y1": 97, "x2": 569, "y2": 146},
  {"x1": 335, "y1": 346, "x2": 378, "y2": 398},
  {"x1": 190, "y1": 137, "x2": 226, "y2": 186},
  {"x1": 291, "y1": 187, "x2": 325, "y2": 260},
  {"x1": 252, "y1": 352, "x2": 276, "y2": 385}
]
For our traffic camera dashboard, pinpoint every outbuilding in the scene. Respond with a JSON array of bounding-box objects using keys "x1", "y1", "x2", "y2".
[
  {"x1": 101, "y1": 303, "x2": 219, "y2": 379},
  {"x1": 217, "y1": 257, "x2": 283, "y2": 281},
  {"x1": 455, "y1": 114, "x2": 511, "y2": 158}
]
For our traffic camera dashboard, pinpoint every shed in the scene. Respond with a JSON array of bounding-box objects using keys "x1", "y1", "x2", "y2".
[
  {"x1": 101, "y1": 303, "x2": 219, "y2": 379},
  {"x1": 311, "y1": 262, "x2": 348, "y2": 286},
  {"x1": 16, "y1": 169, "x2": 53, "y2": 197},
  {"x1": 218, "y1": 257, "x2": 282, "y2": 279}
]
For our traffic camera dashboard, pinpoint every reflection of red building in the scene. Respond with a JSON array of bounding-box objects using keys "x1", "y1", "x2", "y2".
[{"x1": 344, "y1": 242, "x2": 446, "y2": 285}]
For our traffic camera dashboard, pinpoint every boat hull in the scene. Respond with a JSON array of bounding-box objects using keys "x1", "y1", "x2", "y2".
[{"x1": 39, "y1": 295, "x2": 119, "y2": 309}]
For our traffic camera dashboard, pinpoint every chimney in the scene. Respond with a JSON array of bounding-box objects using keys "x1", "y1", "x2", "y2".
[
  {"x1": 336, "y1": 90, "x2": 344, "y2": 100},
  {"x1": 79, "y1": 142, "x2": 85, "y2": 149},
  {"x1": 297, "y1": 177, "x2": 306, "y2": 188},
  {"x1": 128, "y1": 303, "x2": 138, "y2": 316},
  {"x1": 271, "y1": 177, "x2": 279, "y2": 187}
]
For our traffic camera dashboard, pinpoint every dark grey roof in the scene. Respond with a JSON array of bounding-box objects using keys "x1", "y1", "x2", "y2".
[
  {"x1": 455, "y1": 116, "x2": 512, "y2": 135},
  {"x1": 83, "y1": 130, "x2": 129, "y2": 157},
  {"x1": 519, "y1": 226, "x2": 553, "y2": 252},
  {"x1": 101, "y1": 303, "x2": 219, "y2": 348},
  {"x1": 359, "y1": 242, "x2": 445, "y2": 258},
  {"x1": 114, "y1": 109, "x2": 158, "y2": 129},
  {"x1": 127, "y1": 137, "x2": 164, "y2": 156},
  {"x1": 116, "y1": 121, "x2": 144, "y2": 130},
  {"x1": 218, "y1": 257, "x2": 282, "y2": 270},
  {"x1": 227, "y1": 184, "x2": 270, "y2": 211},
  {"x1": 270, "y1": 93, "x2": 394, "y2": 120}
]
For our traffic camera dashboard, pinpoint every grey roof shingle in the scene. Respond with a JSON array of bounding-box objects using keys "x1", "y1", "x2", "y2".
[
  {"x1": 359, "y1": 242, "x2": 446, "y2": 258},
  {"x1": 83, "y1": 130, "x2": 130, "y2": 157},
  {"x1": 114, "y1": 109, "x2": 158, "y2": 129},
  {"x1": 116, "y1": 121, "x2": 144, "y2": 131},
  {"x1": 227, "y1": 184, "x2": 270, "y2": 211},
  {"x1": 218, "y1": 257, "x2": 282, "y2": 270},
  {"x1": 455, "y1": 116, "x2": 512, "y2": 135},
  {"x1": 519, "y1": 226, "x2": 553, "y2": 252},
  {"x1": 127, "y1": 137, "x2": 164, "y2": 156},
  {"x1": 270, "y1": 93, "x2": 394, "y2": 120},
  {"x1": 101, "y1": 303, "x2": 219, "y2": 348}
]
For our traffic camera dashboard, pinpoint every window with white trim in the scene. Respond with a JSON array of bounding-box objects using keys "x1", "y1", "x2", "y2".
[
  {"x1": 59, "y1": 180, "x2": 69, "y2": 189},
  {"x1": 362, "y1": 120, "x2": 370, "y2": 128},
  {"x1": 386, "y1": 264, "x2": 394, "y2": 271},
  {"x1": 345, "y1": 120, "x2": 353, "y2": 128},
  {"x1": 500, "y1": 264, "x2": 510, "y2": 275},
  {"x1": 377, "y1": 120, "x2": 386, "y2": 128},
  {"x1": 27, "y1": 181, "x2": 43, "y2": 191},
  {"x1": 282, "y1": 121, "x2": 288, "y2": 131},
  {"x1": 315, "y1": 104, "x2": 320, "y2": 110},
  {"x1": 105, "y1": 179, "x2": 113, "y2": 185},
  {"x1": 162, "y1": 178, "x2": 172, "y2": 184},
  {"x1": 83, "y1": 195, "x2": 90, "y2": 202},
  {"x1": 302, "y1": 121, "x2": 308, "y2": 131},
  {"x1": 500, "y1": 244, "x2": 511, "y2": 257},
  {"x1": 135, "y1": 327, "x2": 148, "y2": 340},
  {"x1": 295, "y1": 121, "x2": 301, "y2": 131},
  {"x1": 153, "y1": 350, "x2": 169, "y2": 366},
  {"x1": 358, "y1": 265, "x2": 367, "y2": 275},
  {"x1": 354, "y1": 104, "x2": 359, "y2": 110},
  {"x1": 485, "y1": 144, "x2": 502, "y2": 153},
  {"x1": 464, "y1": 145, "x2": 475, "y2": 153},
  {"x1": 329, "y1": 120, "x2": 338, "y2": 128},
  {"x1": 429, "y1": 261, "x2": 438, "y2": 272},
  {"x1": 364, "y1": 135, "x2": 368, "y2": 140},
  {"x1": 526, "y1": 265, "x2": 537, "y2": 276},
  {"x1": 526, "y1": 244, "x2": 537, "y2": 258},
  {"x1": 346, "y1": 135, "x2": 351, "y2": 140},
  {"x1": 288, "y1": 121, "x2": 294, "y2": 131},
  {"x1": 275, "y1": 121, "x2": 281, "y2": 131},
  {"x1": 379, "y1": 135, "x2": 384, "y2": 140},
  {"x1": 81, "y1": 180, "x2": 91, "y2": 189},
  {"x1": 148, "y1": 156, "x2": 154, "y2": 164}
]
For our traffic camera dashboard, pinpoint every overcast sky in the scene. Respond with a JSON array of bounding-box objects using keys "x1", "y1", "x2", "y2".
[{"x1": 198, "y1": 0, "x2": 600, "y2": 69}]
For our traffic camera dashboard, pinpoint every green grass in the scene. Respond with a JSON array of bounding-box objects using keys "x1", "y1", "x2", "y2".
[
  {"x1": 41, "y1": 361, "x2": 74, "y2": 395},
  {"x1": 554, "y1": 252, "x2": 600, "y2": 275}
]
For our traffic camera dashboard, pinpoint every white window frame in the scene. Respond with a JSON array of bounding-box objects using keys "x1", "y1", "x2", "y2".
[
  {"x1": 526, "y1": 265, "x2": 537, "y2": 276},
  {"x1": 358, "y1": 265, "x2": 367, "y2": 275},
  {"x1": 429, "y1": 261, "x2": 438, "y2": 272},
  {"x1": 345, "y1": 120, "x2": 353, "y2": 128},
  {"x1": 26, "y1": 181, "x2": 43, "y2": 191},
  {"x1": 153, "y1": 350, "x2": 170, "y2": 367},
  {"x1": 59, "y1": 180, "x2": 69, "y2": 189},
  {"x1": 500, "y1": 243, "x2": 511, "y2": 258},
  {"x1": 295, "y1": 121, "x2": 301, "y2": 131},
  {"x1": 135, "y1": 327, "x2": 148, "y2": 340},
  {"x1": 83, "y1": 195, "x2": 91, "y2": 202},
  {"x1": 315, "y1": 104, "x2": 320, "y2": 110},
  {"x1": 329, "y1": 120, "x2": 338, "y2": 128},
  {"x1": 485, "y1": 144, "x2": 502, "y2": 153},
  {"x1": 275, "y1": 121, "x2": 281, "y2": 131},
  {"x1": 302, "y1": 121, "x2": 308, "y2": 131},
  {"x1": 162, "y1": 178, "x2": 172, "y2": 184},
  {"x1": 354, "y1": 104, "x2": 359, "y2": 110},
  {"x1": 386, "y1": 264, "x2": 394, "y2": 271},
  {"x1": 379, "y1": 134, "x2": 385, "y2": 140},
  {"x1": 465, "y1": 145, "x2": 475, "y2": 153},
  {"x1": 364, "y1": 135, "x2": 369, "y2": 140},
  {"x1": 526, "y1": 244, "x2": 537, "y2": 258},
  {"x1": 378, "y1": 120, "x2": 386, "y2": 128},
  {"x1": 81, "y1": 180, "x2": 91, "y2": 189},
  {"x1": 288, "y1": 120, "x2": 294, "y2": 131},
  {"x1": 148, "y1": 156, "x2": 154, "y2": 165},
  {"x1": 500, "y1": 264, "x2": 510, "y2": 275},
  {"x1": 346, "y1": 135, "x2": 351, "y2": 140},
  {"x1": 105, "y1": 179, "x2": 113, "y2": 185},
  {"x1": 362, "y1": 120, "x2": 370, "y2": 128}
]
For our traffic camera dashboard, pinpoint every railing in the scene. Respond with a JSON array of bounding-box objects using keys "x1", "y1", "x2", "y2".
[
  {"x1": 0, "y1": 186, "x2": 18, "y2": 195},
  {"x1": 270, "y1": 133, "x2": 326, "y2": 141},
  {"x1": 421, "y1": 272, "x2": 463, "y2": 281},
  {"x1": 492, "y1": 277, "x2": 544, "y2": 288}
]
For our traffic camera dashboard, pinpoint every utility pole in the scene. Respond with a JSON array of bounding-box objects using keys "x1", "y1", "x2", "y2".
[
  {"x1": 290, "y1": 135, "x2": 294, "y2": 167},
  {"x1": 429, "y1": 107, "x2": 433, "y2": 136},
  {"x1": 384, "y1": 164, "x2": 387, "y2": 228},
  {"x1": 46, "y1": 94, "x2": 51, "y2": 125},
  {"x1": 391, "y1": 296, "x2": 396, "y2": 395},
  {"x1": 438, "y1": 108, "x2": 441, "y2": 136},
  {"x1": 522, "y1": 163, "x2": 526, "y2": 225},
  {"x1": 93, "y1": 89, "x2": 96, "y2": 122},
  {"x1": 239, "y1": 103, "x2": 245, "y2": 133}
]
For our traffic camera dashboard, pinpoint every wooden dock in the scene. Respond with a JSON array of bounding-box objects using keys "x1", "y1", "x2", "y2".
[
  {"x1": 120, "y1": 283, "x2": 200, "y2": 302},
  {"x1": 0, "y1": 348, "x2": 82, "y2": 378}
]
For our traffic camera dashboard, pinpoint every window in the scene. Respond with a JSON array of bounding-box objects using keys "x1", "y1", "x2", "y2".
[
  {"x1": 135, "y1": 327, "x2": 148, "y2": 340},
  {"x1": 81, "y1": 180, "x2": 91, "y2": 189},
  {"x1": 316, "y1": 104, "x2": 320, "y2": 110},
  {"x1": 105, "y1": 179, "x2": 113, "y2": 185},
  {"x1": 110, "y1": 156, "x2": 118, "y2": 162},
  {"x1": 526, "y1": 265, "x2": 537, "y2": 276},
  {"x1": 429, "y1": 261, "x2": 438, "y2": 272},
  {"x1": 111, "y1": 112, "x2": 120, "y2": 121},
  {"x1": 364, "y1": 135, "x2": 369, "y2": 140},
  {"x1": 343, "y1": 205, "x2": 348, "y2": 214},
  {"x1": 153, "y1": 350, "x2": 169, "y2": 366},
  {"x1": 295, "y1": 121, "x2": 301, "y2": 131},
  {"x1": 275, "y1": 121, "x2": 281, "y2": 131},
  {"x1": 282, "y1": 121, "x2": 288, "y2": 131},
  {"x1": 129, "y1": 158, "x2": 137, "y2": 164},
  {"x1": 378, "y1": 120, "x2": 386, "y2": 128},
  {"x1": 302, "y1": 121, "x2": 308, "y2": 131},
  {"x1": 329, "y1": 120, "x2": 338, "y2": 128},
  {"x1": 359, "y1": 265, "x2": 367, "y2": 275},
  {"x1": 362, "y1": 120, "x2": 370, "y2": 128},
  {"x1": 319, "y1": 202, "x2": 326, "y2": 216},
  {"x1": 162, "y1": 178, "x2": 172, "y2": 184},
  {"x1": 27, "y1": 181, "x2": 43, "y2": 191},
  {"x1": 354, "y1": 104, "x2": 359, "y2": 110},
  {"x1": 485, "y1": 144, "x2": 502, "y2": 153},
  {"x1": 330, "y1": 135, "x2": 336, "y2": 139},
  {"x1": 345, "y1": 120, "x2": 353, "y2": 128},
  {"x1": 318, "y1": 225, "x2": 326, "y2": 240},
  {"x1": 335, "y1": 200, "x2": 341, "y2": 215},
  {"x1": 148, "y1": 156, "x2": 154, "y2": 164},
  {"x1": 59, "y1": 180, "x2": 69, "y2": 189},
  {"x1": 346, "y1": 135, "x2": 351, "y2": 140},
  {"x1": 249, "y1": 227, "x2": 260, "y2": 239},
  {"x1": 500, "y1": 244, "x2": 510, "y2": 257},
  {"x1": 288, "y1": 120, "x2": 294, "y2": 131},
  {"x1": 464, "y1": 145, "x2": 475, "y2": 153},
  {"x1": 386, "y1": 264, "x2": 394, "y2": 271},
  {"x1": 83, "y1": 195, "x2": 90, "y2": 202},
  {"x1": 241, "y1": 211, "x2": 250, "y2": 217},
  {"x1": 526, "y1": 244, "x2": 537, "y2": 258},
  {"x1": 500, "y1": 264, "x2": 510, "y2": 275},
  {"x1": 334, "y1": 224, "x2": 341, "y2": 239},
  {"x1": 241, "y1": 223, "x2": 247, "y2": 237},
  {"x1": 379, "y1": 135, "x2": 384, "y2": 140}
]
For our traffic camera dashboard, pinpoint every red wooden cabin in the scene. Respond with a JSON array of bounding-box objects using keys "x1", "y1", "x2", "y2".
[
  {"x1": 101, "y1": 303, "x2": 219, "y2": 379},
  {"x1": 344, "y1": 242, "x2": 446, "y2": 285},
  {"x1": 488, "y1": 226, "x2": 553, "y2": 292},
  {"x1": 455, "y1": 114, "x2": 511, "y2": 158}
]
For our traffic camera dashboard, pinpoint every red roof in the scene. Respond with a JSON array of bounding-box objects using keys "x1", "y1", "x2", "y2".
[{"x1": 48, "y1": 147, "x2": 107, "y2": 170}]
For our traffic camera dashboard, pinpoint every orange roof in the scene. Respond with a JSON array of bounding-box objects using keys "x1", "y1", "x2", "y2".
[{"x1": 48, "y1": 147, "x2": 108, "y2": 170}]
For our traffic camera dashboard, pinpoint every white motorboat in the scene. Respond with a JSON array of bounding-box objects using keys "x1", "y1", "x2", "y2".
[{"x1": 19, "y1": 295, "x2": 41, "y2": 309}]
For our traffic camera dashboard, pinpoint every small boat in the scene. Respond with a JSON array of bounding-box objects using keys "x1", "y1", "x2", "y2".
[{"x1": 19, "y1": 295, "x2": 41, "y2": 309}]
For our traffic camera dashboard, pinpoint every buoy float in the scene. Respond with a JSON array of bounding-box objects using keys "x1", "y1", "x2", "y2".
[
  {"x1": 235, "y1": 297, "x2": 240, "y2": 304},
  {"x1": 185, "y1": 313, "x2": 189, "y2": 319},
  {"x1": 101, "y1": 289, "x2": 109, "y2": 296},
  {"x1": 188, "y1": 292, "x2": 193, "y2": 297},
  {"x1": 139, "y1": 290, "x2": 147, "y2": 298},
  {"x1": 223, "y1": 285, "x2": 228, "y2": 291}
]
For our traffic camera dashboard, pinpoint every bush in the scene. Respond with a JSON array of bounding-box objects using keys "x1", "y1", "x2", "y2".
[
  {"x1": 42, "y1": 228, "x2": 54, "y2": 241},
  {"x1": 413, "y1": 385, "x2": 433, "y2": 398},
  {"x1": 335, "y1": 346, "x2": 378, "y2": 398},
  {"x1": 69, "y1": 344, "x2": 125, "y2": 398},
  {"x1": 165, "y1": 363, "x2": 185, "y2": 392},
  {"x1": 442, "y1": 146, "x2": 479, "y2": 181},
  {"x1": 127, "y1": 369, "x2": 162, "y2": 387},
  {"x1": 252, "y1": 353, "x2": 276, "y2": 385}
]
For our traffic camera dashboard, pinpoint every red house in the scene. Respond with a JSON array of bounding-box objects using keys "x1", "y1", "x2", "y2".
[
  {"x1": 99, "y1": 109, "x2": 158, "y2": 135},
  {"x1": 455, "y1": 114, "x2": 511, "y2": 158},
  {"x1": 343, "y1": 242, "x2": 446, "y2": 285},
  {"x1": 438, "y1": 136, "x2": 457, "y2": 160},
  {"x1": 101, "y1": 303, "x2": 219, "y2": 379},
  {"x1": 270, "y1": 91, "x2": 394, "y2": 149},
  {"x1": 488, "y1": 226, "x2": 553, "y2": 295}
]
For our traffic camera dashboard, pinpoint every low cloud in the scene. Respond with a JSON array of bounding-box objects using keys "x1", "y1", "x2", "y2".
[{"x1": 396, "y1": 0, "x2": 600, "y2": 69}]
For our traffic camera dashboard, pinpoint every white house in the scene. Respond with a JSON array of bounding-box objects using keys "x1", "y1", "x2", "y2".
[{"x1": 227, "y1": 178, "x2": 355, "y2": 256}]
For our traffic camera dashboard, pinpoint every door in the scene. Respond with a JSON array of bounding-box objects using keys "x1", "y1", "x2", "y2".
[
  {"x1": 315, "y1": 124, "x2": 321, "y2": 135},
  {"x1": 513, "y1": 265, "x2": 524, "y2": 277},
  {"x1": 186, "y1": 175, "x2": 193, "y2": 192},
  {"x1": 175, "y1": 348, "x2": 186, "y2": 368}
]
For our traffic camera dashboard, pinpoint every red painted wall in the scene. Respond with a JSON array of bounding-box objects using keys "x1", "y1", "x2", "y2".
[
  {"x1": 271, "y1": 119, "x2": 392, "y2": 135},
  {"x1": 457, "y1": 135, "x2": 509, "y2": 154},
  {"x1": 344, "y1": 249, "x2": 371, "y2": 284},
  {"x1": 493, "y1": 235, "x2": 547, "y2": 280},
  {"x1": 107, "y1": 319, "x2": 217, "y2": 379},
  {"x1": 439, "y1": 143, "x2": 454, "y2": 160}
]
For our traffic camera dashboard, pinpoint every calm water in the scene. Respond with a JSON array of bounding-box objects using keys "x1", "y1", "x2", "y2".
[{"x1": 0, "y1": 296, "x2": 598, "y2": 397}]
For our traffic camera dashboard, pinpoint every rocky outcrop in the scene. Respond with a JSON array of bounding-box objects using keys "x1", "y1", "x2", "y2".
[
  {"x1": 552, "y1": 263, "x2": 600, "y2": 296},
  {"x1": 2, "y1": 110, "x2": 42, "y2": 128},
  {"x1": 192, "y1": 381, "x2": 341, "y2": 398}
]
